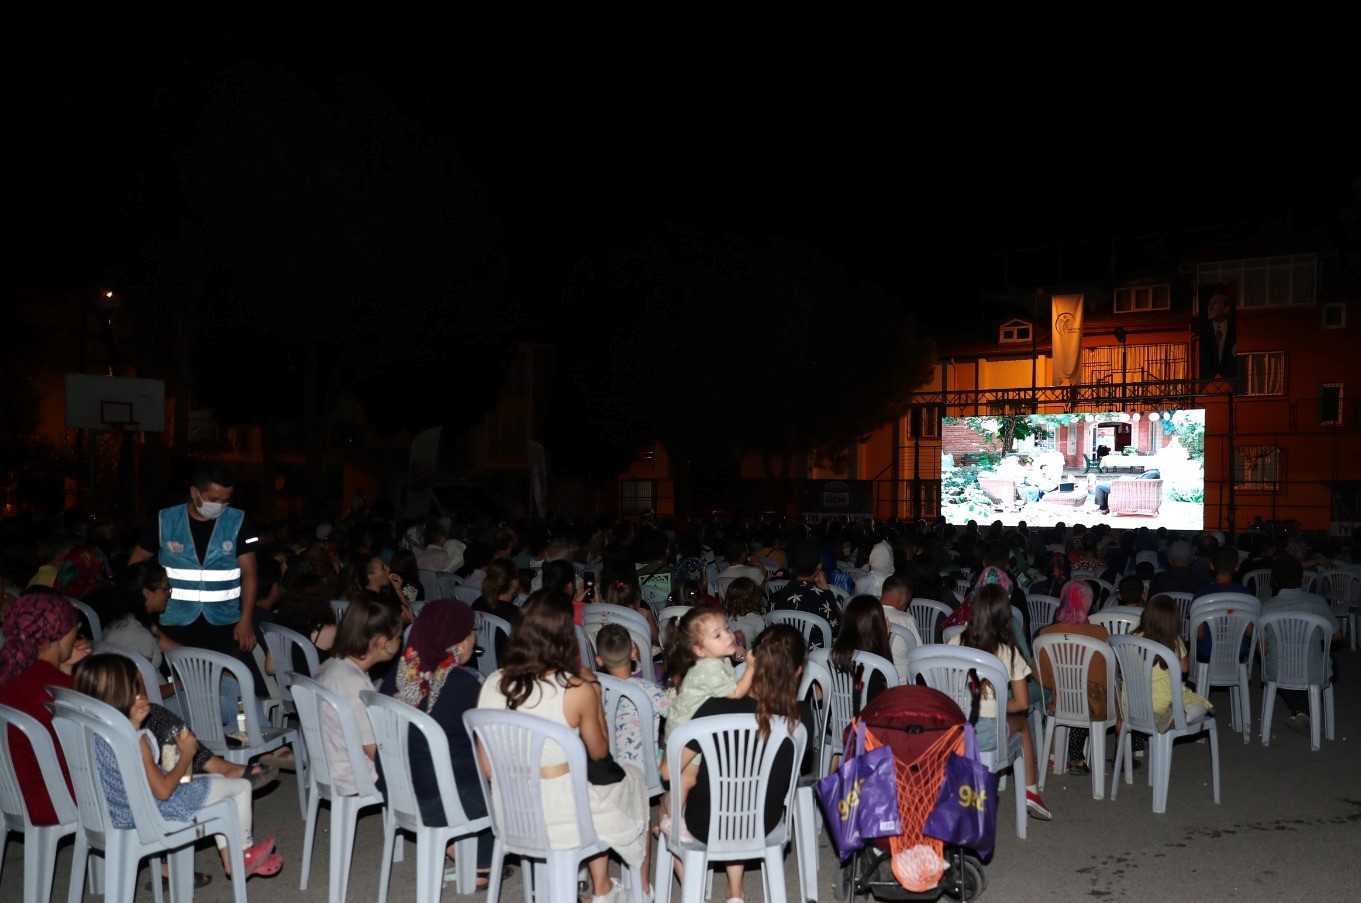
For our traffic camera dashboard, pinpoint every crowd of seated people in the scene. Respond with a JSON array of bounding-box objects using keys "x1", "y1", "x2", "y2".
[{"x1": 2, "y1": 500, "x2": 1357, "y2": 900}]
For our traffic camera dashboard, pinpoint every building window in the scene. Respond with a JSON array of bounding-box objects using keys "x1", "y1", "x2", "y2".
[
  {"x1": 1319, "y1": 384, "x2": 1345, "y2": 426},
  {"x1": 619, "y1": 480, "x2": 655, "y2": 516},
  {"x1": 1238, "y1": 351, "x2": 1287, "y2": 396},
  {"x1": 1197, "y1": 254, "x2": 1316, "y2": 309},
  {"x1": 1323, "y1": 303, "x2": 1346, "y2": 328},
  {"x1": 911, "y1": 405, "x2": 942, "y2": 438},
  {"x1": 1080, "y1": 342, "x2": 1188, "y2": 384},
  {"x1": 999, "y1": 319, "x2": 1032, "y2": 344},
  {"x1": 1235, "y1": 446, "x2": 1281, "y2": 492},
  {"x1": 1114, "y1": 284, "x2": 1171, "y2": 313}
]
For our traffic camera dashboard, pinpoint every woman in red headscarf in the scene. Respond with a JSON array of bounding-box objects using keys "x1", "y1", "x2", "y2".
[{"x1": 0, "y1": 591, "x2": 92, "y2": 824}]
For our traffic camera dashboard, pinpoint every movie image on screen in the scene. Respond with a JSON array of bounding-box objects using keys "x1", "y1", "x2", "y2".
[{"x1": 940, "y1": 411, "x2": 1205, "y2": 531}]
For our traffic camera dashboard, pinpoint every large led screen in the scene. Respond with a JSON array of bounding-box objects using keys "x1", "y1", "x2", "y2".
[{"x1": 940, "y1": 411, "x2": 1205, "y2": 531}]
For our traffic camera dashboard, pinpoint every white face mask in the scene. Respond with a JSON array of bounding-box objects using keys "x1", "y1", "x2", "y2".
[{"x1": 195, "y1": 496, "x2": 228, "y2": 519}]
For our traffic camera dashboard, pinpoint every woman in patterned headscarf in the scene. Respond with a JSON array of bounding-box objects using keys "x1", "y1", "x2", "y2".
[
  {"x1": 0, "y1": 591, "x2": 91, "y2": 825},
  {"x1": 378, "y1": 598, "x2": 493, "y2": 886}
]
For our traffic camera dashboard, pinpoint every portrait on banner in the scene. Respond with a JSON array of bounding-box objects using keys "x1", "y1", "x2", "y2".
[{"x1": 1196, "y1": 282, "x2": 1237, "y2": 379}]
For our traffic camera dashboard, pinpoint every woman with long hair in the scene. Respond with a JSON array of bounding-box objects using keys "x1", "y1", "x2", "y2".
[
  {"x1": 103, "y1": 561, "x2": 172, "y2": 673},
  {"x1": 665, "y1": 623, "x2": 813, "y2": 901},
  {"x1": 1133, "y1": 595, "x2": 1214, "y2": 730},
  {"x1": 722, "y1": 576, "x2": 765, "y2": 650},
  {"x1": 830, "y1": 594, "x2": 892, "y2": 703},
  {"x1": 270, "y1": 573, "x2": 338, "y2": 662},
  {"x1": 949, "y1": 582, "x2": 1051, "y2": 821},
  {"x1": 477, "y1": 592, "x2": 648, "y2": 903},
  {"x1": 603, "y1": 577, "x2": 659, "y2": 642}
]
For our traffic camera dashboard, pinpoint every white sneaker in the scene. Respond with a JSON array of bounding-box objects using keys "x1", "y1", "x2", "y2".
[{"x1": 591, "y1": 877, "x2": 624, "y2": 903}]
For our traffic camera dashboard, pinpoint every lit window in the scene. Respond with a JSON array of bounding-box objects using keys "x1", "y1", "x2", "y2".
[
  {"x1": 1319, "y1": 384, "x2": 1345, "y2": 426},
  {"x1": 1114, "y1": 285, "x2": 1171, "y2": 313},
  {"x1": 999, "y1": 320, "x2": 1032, "y2": 344},
  {"x1": 911, "y1": 405, "x2": 942, "y2": 438},
  {"x1": 1234, "y1": 445, "x2": 1281, "y2": 492},
  {"x1": 1238, "y1": 351, "x2": 1287, "y2": 396},
  {"x1": 619, "y1": 480, "x2": 655, "y2": 516},
  {"x1": 1323, "y1": 303, "x2": 1346, "y2": 328}
]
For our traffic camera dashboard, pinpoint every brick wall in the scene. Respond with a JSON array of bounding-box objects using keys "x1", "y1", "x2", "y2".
[{"x1": 943, "y1": 422, "x2": 991, "y2": 457}]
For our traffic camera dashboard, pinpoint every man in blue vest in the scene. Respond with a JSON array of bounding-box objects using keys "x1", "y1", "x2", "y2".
[{"x1": 129, "y1": 465, "x2": 260, "y2": 654}]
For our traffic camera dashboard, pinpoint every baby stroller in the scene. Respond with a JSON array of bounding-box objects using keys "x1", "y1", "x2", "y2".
[{"x1": 831, "y1": 685, "x2": 987, "y2": 902}]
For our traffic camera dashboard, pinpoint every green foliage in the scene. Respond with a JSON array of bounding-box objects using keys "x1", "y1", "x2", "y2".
[
  {"x1": 961, "y1": 415, "x2": 1053, "y2": 455},
  {"x1": 1169, "y1": 411, "x2": 1205, "y2": 461},
  {"x1": 941, "y1": 465, "x2": 998, "y2": 520},
  {"x1": 1168, "y1": 484, "x2": 1204, "y2": 503}
]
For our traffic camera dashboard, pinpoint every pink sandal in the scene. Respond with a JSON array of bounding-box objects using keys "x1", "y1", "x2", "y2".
[{"x1": 232, "y1": 839, "x2": 282, "y2": 879}]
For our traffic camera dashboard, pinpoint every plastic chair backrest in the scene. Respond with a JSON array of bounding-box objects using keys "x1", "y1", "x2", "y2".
[
  {"x1": 575, "y1": 625, "x2": 594, "y2": 670},
  {"x1": 417, "y1": 569, "x2": 442, "y2": 601},
  {"x1": 905, "y1": 644, "x2": 1013, "y2": 763},
  {"x1": 1319, "y1": 569, "x2": 1361, "y2": 614},
  {"x1": 1090, "y1": 607, "x2": 1142, "y2": 636},
  {"x1": 463, "y1": 708, "x2": 599, "y2": 855},
  {"x1": 289, "y1": 675, "x2": 380, "y2": 799},
  {"x1": 163, "y1": 647, "x2": 267, "y2": 755},
  {"x1": 1242, "y1": 568, "x2": 1274, "y2": 605},
  {"x1": 942, "y1": 625, "x2": 965, "y2": 643},
  {"x1": 1300, "y1": 570, "x2": 1322, "y2": 594},
  {"x1": 1026, "y1": 594, "x2": 1061, "y2": 637},
  {"x1": 764, "y1": 609, "x2": 834, "y2": 650},
  {"x1": 888, "y1": 622, "x2": 918, "y2": 658},
  {"x1": 828, "y1": 585, "x2": 850, "y2": 605},
  {"x1": 450, "y1": 585, "x2": 480, "y2": 606},
  {"x1": 757, "y1": 557, "x2": 782, "y2": 576},
  {"x1": 330, "y1": 599, "x2": 349, "y2": 624},
  {"x1": 796, "y1": 659, "x2": 833, "y2": 771},
  {"x1": 657, "y1": 605, "x2": 692, "y2": 636},
  {"x1": 597, "y1": 674, "x2": 662, "y2": 797},
  {"x1": 1108, "y1": 635, "x2": 1195, "y2": 734},
  {"x1": 69, "y1": 598, "x2": 102, "y2": 641},
  {"x1": 1089, "y1": 578, "x2": 1118, "y2": 610},
  {"x1": 908, "y1": 599, "x2": 952, "y2": 644},
  {"x1": 581, "y1": 612, "x2": 656, "y2": 682},
  {"x1": 47, "y1": 687, "x2": 170, "y2": 847},
  {"x1": 473, "y1": 611, "x2": 512, "y2": 677},
  {"x1": 90, "y1": 641, "x2": 164, "y2": 707},
  {"x1": 664, "y1": 713, "x2": 806, "y2": 856},
  {"x1": 259, "y1": 622, "x2": 321, "y2": 713},
  {"x1": 1162, "y1": 592, "x2": 1195, "y2": 640},
  {"x1": 764, "y1": 578, "x2": 791, "y2": 599},
  {"x1": 1188, "y1": 593, "x2": 1260, "y2": 683},
  {"x1": 640, "y1": 585, "x2": 671, "y2": 622},
  {"x1": 361, "y1": 691, "x2": 484, "y2": 833},
  {"x1": 581, "y1": 603, "x2": 651, "y2": 641},
  {"x1": 714, "y1": 576, "x2": 736, "y2": 601},
  {"x1": 436, "y1": 572, "x2": 463, "y2": 597},
  {"x1": 1032, "y1": 633, "x2": 1115, "y2": 727},
  {"x1": 1257, "y1": 611, "x2": 1333, "y2": 687},
  {"x1": 0, "y1": 702, "x2": 78, "y2": 829}
]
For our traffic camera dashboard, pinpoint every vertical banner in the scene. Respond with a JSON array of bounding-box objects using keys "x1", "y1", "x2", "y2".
[
  {"x1": 527, "y1": 441, "x2": 548, "y2": 518},
  {"x1": 1196, "y1": 283, "x2": 1237, "y2": 379},
  {"x1": 1051, "y1": 294, "x2": 1084, "y2": 385}
]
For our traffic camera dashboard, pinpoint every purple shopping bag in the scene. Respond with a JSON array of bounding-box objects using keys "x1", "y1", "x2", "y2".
[
  {"x1": 922, "y1": 722, "x2": 998, "y2": 860},
  {"x1": 815, "y1": 721, "x2": 902, "y2": 860}
]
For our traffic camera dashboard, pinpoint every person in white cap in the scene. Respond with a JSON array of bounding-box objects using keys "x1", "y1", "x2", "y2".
[{"x1": 854, "y1": 541, "x2": 896, "y2": 597}]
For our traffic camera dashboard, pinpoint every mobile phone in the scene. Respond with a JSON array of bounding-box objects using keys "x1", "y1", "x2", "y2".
[{"x1": 583, "y1": 571, "x2": 596, "y2": 600}]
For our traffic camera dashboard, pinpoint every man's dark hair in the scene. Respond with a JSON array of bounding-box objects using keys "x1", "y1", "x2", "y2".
[
  {"x1": 1271, "y1": 555, "x2": 1303, "y2": 591},
  {"x1": 1212, "y1": 547, "x2": 1239, "y2": 578},
  {"x1": 881, "y1": 575, "x2": 908, "y2": 596},
  {"x1": 191, "y1": 465, "x2": 234, "y2": 491},
  {"x1": 787, "y1": 542, "x2": 821, "y2": 579}
]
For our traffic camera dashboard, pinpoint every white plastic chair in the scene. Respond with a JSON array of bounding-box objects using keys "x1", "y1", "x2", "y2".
[
  {"x1": 162, "y1": 647, "x2": 296, "y2": 764},
  {"x1": 1090, "y1": 606, "x2": 1143, "y2": 636},
  {"x1": 906, "y1": 644, "x2": 1027, "y2": 840},
  {"x1": 48, "y1": 687, "x2": 249, "y2": 903},
  {"x1": 1241, "y1": 568, "x2": 1274, "y2": 605},
  {"x1": 473, "y1": 611, "x2": 512, "y2": 678},
  {"x1": 330, "y1": 599, "x2": 350, "y2": 624},
  {"x1": 1033, "y1": 633, "x2": 1118, "y2": 799},
  {"x1": 757, "y1": 556, "x2": 783, "y2": 576},
  {"x1": 908, "y1": 598, "x2": 952, "y2": 645},
  {"x1": 291, "y1": 675, "x2": 387, "y2": 899},
  {"x1": 1188, "y1": 593, "x2": 1259, "y2": 743},
  {"x1": 714, "y1": 576, "x2": 736, "y2": 601},
  {"x1": 640, "y1": 585, "x2": 671, "y2": 623},
  {"x1": 796, "y1": 658, "x2": 833, "y2": 780},
  {"x1": 581, "y1": 603, "x2": 653, "y2": 643},
  {"x1": 69, "y1": 598, "x2": 103, "y2": 641},
  {"x1": 91, "y1": 640, "x2": 165, "y2": 707},
  {"x1": 462, "y1": 709, "x2": 647, "y2": 903},
  {"x1": 828, "y1": 584, "x2": 850, "y2": 606},
  {"x1": 0, "y1": 703, "x2": 79, "y2": 903},
  {"x1": 453, "y1": 585, "x2": 482, "y2": 606},
  {"x1": 657, "y1": 605, "x2": 693, "y2": 642},
  {"x1": 654, "y1": 713, "x2": 807, "y2": 903},
  {"x1": 1318, "y1": 568, "x2": 1361, "y2": 650},
  {"x1": 435, "y1": 571, "x2": 462, "y2": 597},
  {"x1": 361, "y1": 691, "x2": 492, "y2": 900},
  {"x1": 764, "y1": 609, "x2": 834, "y2": 650},
  {"x1": 807, "y1": 649, "x2": 897, "y2": 777},
  {"x1": 1089, "y1": 578, "x2": 1118, "y2": 610},
  {"x1": 942, "y1": 625, "x2": 965, "y2": 643},
  {"x1": 575, "y1": 624, "x2": 594, "y2": 671},
  {"x1": 597, "y1": 674, "x2": 663, "y2": 798},
  {"x1": 416, "y1": 569, "x2": 442, "y2": 602},
  {"x1": 763, "y1": 578, "x2": 791, "y2": 599},
  {"x1": 1134, "y1": 550, "x2": 1163, "y2": 573},
  {"x1": 1257, "y1": 611, "x2": 1335, "y2": 751},
  {"x1": 1162, "y1": 592, "x2": 1194, "y2": 642},
  {"x1": 1107, "y1": 635, "x2": 1220, "y2": 814},
  {"x1": 887, "y1": 622, "x2": 919, "y2": 684},
  {"x1": 1025, "y1": 594, "x2": 1060, "y2": 641},
  {"x1": 259, "y1": 622, "x2": 320, "y2": 817},
  {"x1": 791, "y1": 659, "x2": 833, "y2": 899}
]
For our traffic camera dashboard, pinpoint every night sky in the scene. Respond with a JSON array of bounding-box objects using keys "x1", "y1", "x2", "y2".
[{"x1": 10, "y1": 12, "x2": 1358, "y2": 322}]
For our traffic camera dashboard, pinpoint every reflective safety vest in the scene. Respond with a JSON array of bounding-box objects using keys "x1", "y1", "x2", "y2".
[{"x1": 157, "y1": 504, "x2": 245, "y2": 627}]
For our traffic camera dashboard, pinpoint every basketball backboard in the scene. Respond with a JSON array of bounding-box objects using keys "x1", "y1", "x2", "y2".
[{"x1": 64, "y1": 374, "x2": 166, "y2": 432}]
